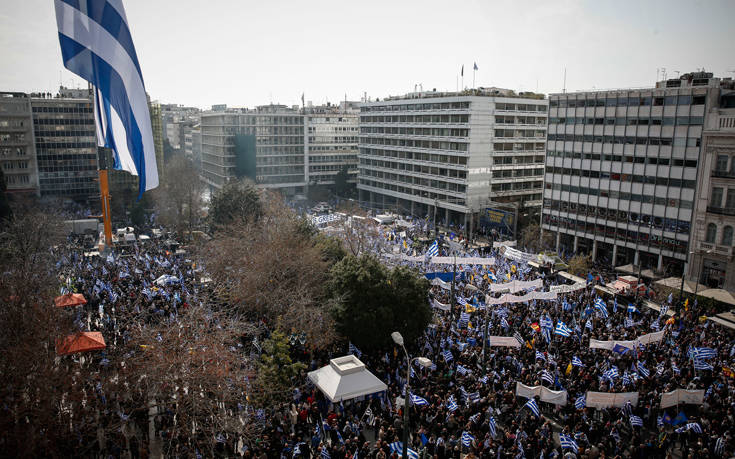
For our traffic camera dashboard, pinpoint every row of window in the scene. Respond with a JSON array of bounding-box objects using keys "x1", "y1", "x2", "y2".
[
  {"x1": 0, "y1": 147, "x2": 27, "y2": 156},
  {"x1": 359, "y1": 147, "x2": 469, "y2": 166},
  {"x1": 358, "y1": 178, "x2": 467, "y2": 206},
  {"x1": 714, "y1": 155, "x2": 735, "y2": 174},
  {"x1": 310, "y1": 154, "x2": 357, "y2": 163},
  {"x1": 491, "y1": 181, "x2": 543, "y2": 192},
  {"x1": 550, "y1": 94, "x2": 705, "y2": 108},
  {"x1": 32, "y1": 105, "x2": 93, "y2": 114},
  {"x1": 308, "y1": 136, "x2": 358, "y2": 143},
  {"x1": 543, "y1": 199, "x2": 691, "y2": 234},
  {"x1": 34, "y1": 130, "x2": 95, "y2": 138},
  {"x1": 360, "y1": 127, "x2": 469, "y2": 138},
  {"x1": 548, "y1": 134, "x2": 699, "y2": 146},
  {"x1": 361, "y1": 102, "x2": 471, "y2": 112},
  {"x1": 550, "y1": 116, "x2": 703, "y2": 126},
  {"x1": 493, "y1": 168, "x2": 544, "y2": 179},
  {"x1": 495, "y1": 115, "x2": 546, "y2": 125},
  {"x1": 1, "y1": 160, "x2": 29, "y2": 170},
  {"x1": 546, "y1": 166, "x2": 697, "y2": 188},
  {"x1": 0, "y1": 118, "x2": 27, "y2": 128},
  {"x1": 494, "y1": 129, "x2": 546, "y2": 138},
  {"x1": 543, "y1": 214, "x2": 688, "y2": 254},
  {"x1": 704, "y1": 223, "x2": 734, "y2": 246},
  {"x1": 547, "y1": 150, "x2": 698, "y2": 165},
  {"x1": 308, "y1": 146, "x2": 358, "y2": 152},
  {"x1": 545, "y1": 182, "x2": 693, "y2": 208},
  {"x1": 35, "y1": 142, "x2": 96, "y2": 149},
  {"x1": 4, "y1": 174, "x2": 30, "y2": 185},
  {"x1": 0, "y1": 133, "x2": 25, "y2": 142},
  {"x1": 360, "y1": 137, "x2": 469, "y2": 152},
  {"x1": 496, "y1": 103, "x2": 547, "y2": 112},
  {"x1": 360, "y1": 168, "x2": 469, "y2": 193},
  {"x1": 33, "y1": 117, "x2": 94, "y2": 126},
  {"x1": 494, "y1": 155, "x2": 545, "y2": 165},
  {"x1": 709, "y1": 187, "x2": 735, "y2": 209},
  {"x1": 360, "y1": 158, "x2": 469, "y2": 179},
  {"x1": 360, "y1": 114, "x2": 470, "y2": 124},
  {"x1": 494, "y1": 143, "x2": 546, "y2": 152}
]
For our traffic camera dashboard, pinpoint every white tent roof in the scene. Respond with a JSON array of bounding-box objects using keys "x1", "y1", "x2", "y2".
[{"x1": 307, "y1": 355, "x2": 387, "y2": 403}]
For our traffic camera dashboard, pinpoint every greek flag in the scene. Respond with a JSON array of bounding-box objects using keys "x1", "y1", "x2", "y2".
[
  {"x1": 457, "y1": 296, "x2": 467, "y2": 306},
  {"x1": 689, "y1": 347, "x2": 717, "y2": 360},
  {"x1": 660, "y1": 304, "x2": 668, "y2": 316},
  {"x1": 559, "y1": 433, "x2": 579, "y2": 453},
  {"x1": 630, "y1": 415, "x2": 643, "y2": 427},
  {"x1": 693, "y1": 359, "x2": 714, "y2": 371},
  {"x1": 622, "y1": 371, "x2": 632, "y2": 386},
  {"x1": 461, "y1": 431, "x2": 475, "y2": 447},
  {"x1": 554, "y1": 321, "x2": 572, "y2": 337},
  {"x1": 637, "y1": 362, "x2": 650, "y2": 378},
  {"x1": 540, "y1": 370, "x2": 554, "y2": 385},
  {"x1": 715, "y1": 437, "x2": 725, "y2": 455},
  {"x1": 574, "y1": 394, "x2": 586, "y2": 409},
  {"x1": 320, "y1": 448, "x2": 331, "y2": 459},
  {"x1": 468, "y1": 392, "x2": 480, "y2": 403},
  {"x1": 594, "y1": 297, "x2": 608, "y2": 318},
  {"x1": 348, "y1": 342, "x2": 362, "y2": 358},
  {"x1": 603, "y1": 367, "x2": 619, "y2": 380},
  {"x1": 446, "y1": 396, "x2": 458, "y2": 412},
  {"x1": 55, "y1": 0, "x2": 158, "y2": 196},
  {"x1": 442, "y1": 350, "x2": 453, "y2": 362},
  {"x1": 675, "y1": 422, "x2": 702, "y2": 434},
  {"x1": 572, "y1": 356, "x2": 584, "y2": 367},
  {"x1": 410, "y1": 393, "x2": 429, "y2": 406},
  {"x1": 513, "y1": 331, "x2": 524, "y2": 346},
  {"x1": 672, "y1": 361, "x2": 680, "y2": 374},
  {"x1": 456, "y1": 364, "x2": 471, "y2": 375},
  {"x1": 585, "y1": 319, "x2": 593, "y2": 330},
  {"x1": 535, "y1": 350, "x2": 547, "y2": 361},
  {"x1": 500, "y1": 317, "x2": 510, "y2": 329},
  {"x1": 627, "y1": 303, "x2": 638, "y2": 314},
  {"x1": 523, "y1": 398, "x2": 540, "y2": 417},
  {"x1": 488, "y1": 416, "x2": 497, "y2": 437},
  {"x1": 427, "y1": 241, "x2": 439, "y2": 257}
]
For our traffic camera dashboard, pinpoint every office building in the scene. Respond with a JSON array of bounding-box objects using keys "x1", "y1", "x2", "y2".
[
  {"x1": 31, "y1": 90, "x2": 99, "y2": 202},
  {"x1": 357, "y1": 88, "x2": 547, "y2": 230},
  {"x1": 0, "y1": 92, "x2": 39, "y2": 195},
  {"x1": 687, "y1": 88, "x2": 735, "y2": 290},
  {"x1": 542, "y1": 71, "x2": 733, "y2": 276},
  {"x1": 305, "y1": 101, "x2": 359, "y2": 189}
]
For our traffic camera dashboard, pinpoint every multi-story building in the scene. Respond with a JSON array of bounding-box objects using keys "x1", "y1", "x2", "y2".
[
  {"x1": 31, "y1": 91, "x2": 98, "y2": 202},
  {"x1": 688, "y1": 88, "x2": 735, "y2": 290},
  {"x1": 542, "y1": 72, "x2": 733, "y2": 276},
  {"x1": 0, "y1": 92, "x2": 39, "y2": 195},
  {"x1": 357, "y1": 88, "x2": 547, "y2": 229},
  {"x1": 161, "y1": 104, "x2": 200, "y2": 150},
  {"x1": 305, "y1": 102, "x2": 359, "y2": 189},
  {"x1": 184, "y1": 124, "x2": 202, "y2": 169},
  {"x1": 149, "y1": 100, "x2": 165, "y2": 181}
]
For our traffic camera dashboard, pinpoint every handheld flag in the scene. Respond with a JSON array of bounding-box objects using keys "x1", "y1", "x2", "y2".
[{"x1": 55, "y1": 0, "x2": 158, "y2": 196}]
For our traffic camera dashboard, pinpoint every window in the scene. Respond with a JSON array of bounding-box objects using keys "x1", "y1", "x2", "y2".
[
  {"x1": 706, "y1": 223, "x2": 717, "y2": 243},
  {"x1": 728, "y1": 189, "x2": 735, "y2": 209},
  {"x1": 711, "y1": 187, "x2": 723, "y2": 207},
  {"x1": 716, "y1": 155, "x2": 729, "y2": 171},
  {"x1": 723, "y1": 226, "x2": 734, "y2": 246}
]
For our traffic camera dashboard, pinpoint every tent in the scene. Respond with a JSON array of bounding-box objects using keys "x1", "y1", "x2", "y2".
[
  {"x1": 54, "y1": 293, "x2": 87, "y2": 308},
  {"x1": 56, "y1": 332, "x2": 106, "y2": 356},
  {"x1": 307, "y1": 355, "x2": 387, "y2": 403}
]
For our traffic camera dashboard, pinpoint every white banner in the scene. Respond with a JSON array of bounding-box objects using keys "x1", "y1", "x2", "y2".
[
  {"x1": 589, "y1": 330, "x2": 666, "y2": 350},
  {"x1": 485, "y1": 291, "x2": 557, "y2": 305},
  {"x1": 502, "y1": 247, "x2": 536, "y2": 263},
  {"x1": 585, "y1": 391, "x2": 639, "y2": 409},
  {"x1": 489, "y1": 336, "x2": 522, "y2": 348},
  {"x1": 430, "y1": 256, "x2": 496, "y2": 266},
  {"x1": 493, "y1": 240, "x2": 517, "y2": 248},
  {"x1": 551, "y1": 282, "x2": 587, "y2": 294},
  {"x1": 660, "y1": 389, "x2": 705, "y2": 409},
  {"x1": 488, "y1": 279, "x2": 543, "y2": 293},
  {"x1": 432, "y1": 299, "x2": 450, "y2": 311},
  {"x1": 515, "y1": 382, "x2": 568, "y2": 406},
  {"x1": 431, "y1": 278, "x2": 451, "y2": 290}
]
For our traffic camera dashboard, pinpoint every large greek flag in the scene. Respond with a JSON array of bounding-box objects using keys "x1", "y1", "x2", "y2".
[{"x1": 55, "y1": 0, "x2": 158, "y2": 196}]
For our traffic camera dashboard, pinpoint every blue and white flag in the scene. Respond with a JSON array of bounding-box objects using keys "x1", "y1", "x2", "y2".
[
  {"x1": 675, "y1": 422, "x2": 702, "y2": 434},
  {"x1": 426, "y1": 240, "x2": 439, "y2": 257},
  {"x1": 535, "y1": 350, "x2": 547, "y2": 361},
  {"x1": 55, "y1": 0, "x2": 159, "y2": 196},
  {"x1": 594, "y1": 297, "x2": 608, "y2": 318},
  {"x1": 627, "y1": 303, "x2": 638, "y2": 314},
  {"x1": 559, "y1": 433, "x2": 579, "y2": 453},
  {"x1": 630, "y1": 415, "x2": 643, "y2": 427},
  {"x1": 523, "y1": 398, "x2": 540, "y2": 417},
  {"x1": 585, "y1": 319, "x2": 593, "y2": 330},
  {"x1": 348, "y1": 342, "x2": 362, "y2": 358},
  {"x1": 693, "y1": 359, "x2": 714, "y2": 371},
  {"x1": 442, "y1": 350, "x2": 453, "y2": 362},
  {"x1": 572, "y1": 356, "x2": 584, "y2": 367},
  {"x1": 574, "y1": 394, "x2": 586, "y2": 409},
  {"x1": 540, "y1": 370, "x2": 554, "y2": 385},
  {"x1": 461, "y1": 431, "x2": 475, "y2": 447},
  {"x1": 689, "y1": 347, "x2": 717, "y2": 360},
  {"x1": 554, "y1": 321, "x2": 572, "y2": 337},
  {"x1": 446, "y1": 395, "x2": 458, "y2": 412},
  {"x1": 488, "y1": 416, "x2": 497, "y2": 437},
  {"x1": 410, "y1": 393, "x2": 429, "y2": 406},
  {"x1": 637, "y1": 362, "x2": 650, "y2": 378}
]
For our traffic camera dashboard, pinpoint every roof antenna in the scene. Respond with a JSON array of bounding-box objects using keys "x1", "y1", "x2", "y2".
[{"x1": 562, "y1": 67, "x2": 567, "y2": 94}]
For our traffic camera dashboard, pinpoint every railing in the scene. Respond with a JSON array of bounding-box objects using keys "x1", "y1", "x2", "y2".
[
  {"x1": 711, "y1": 169, "x2": 735, "y2": 179},
  {"x1": 707, "y1": 206, "x2": 735, "y2": 216}
]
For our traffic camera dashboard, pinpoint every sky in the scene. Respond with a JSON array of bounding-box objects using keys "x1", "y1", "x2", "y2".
[{"x1": 1, "y1": 0, "x2": 733, "y2": 109}]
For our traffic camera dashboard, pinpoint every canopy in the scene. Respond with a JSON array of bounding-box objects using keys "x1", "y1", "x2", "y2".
[
  {"x1": 699, "y1": 288, "x2": 735, "y2": 306},
  {"x1": 307, "y1": 355, "x2": 387, "y2": 403},
  {"x1": 654, "y1": 277, "x2": 707, "y2": 294},
  {"x1": 54, "y1": 293, "x2": 87, "y2": 308},
  {"x1": 56, "y1": 332, "x2": 106, "y2": 356}
]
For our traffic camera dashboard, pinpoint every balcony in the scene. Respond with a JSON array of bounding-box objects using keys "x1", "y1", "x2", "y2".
[
  {"x1": 712, "y1": 169, "x2": 735, "y2": 179},
  {"x1": 707, "y1": 206, "x2": 735, "y2": 216},
  {"x1": 698, "y1": 241, "x2": 733, "y2": 257}
]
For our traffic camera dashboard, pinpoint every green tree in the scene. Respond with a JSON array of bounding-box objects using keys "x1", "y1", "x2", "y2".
[
  {"x1": 329, "y1": 254, "x2": 432, "y2": 350},
  {"x1": 254, "y1": 331, "x2": 305, "y2": 406},
  {"x1": 208, "y1": 180, "x2": 262, "y2": 228},
  {"x1": 568, "y1": 254, "x2": 591, "y2": 277},
  {"x1": 314, "y1": 233, "x2": 347, "y2": 264},
  {"x1": 334, "y1": 165, "x2": 354, "y2": 198}
]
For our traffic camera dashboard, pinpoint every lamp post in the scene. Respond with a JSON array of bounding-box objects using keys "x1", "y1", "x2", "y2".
[{"x1": 391, "y1": 331, "x2": 433, "y2": 459}]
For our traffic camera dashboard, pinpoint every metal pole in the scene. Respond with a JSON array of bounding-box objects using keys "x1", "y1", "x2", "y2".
[
  {"x1": 401, "y1": 347, "x2": 411, "y2": 459},
  {"x1": 482, "y1": 293, "x2": 489, "y2": 367},
  {"x1": 433, "y1": 199, "x2": 438, "y2": 238},
  {"x1": 99, "y1": 169, "x2": 113, "y2": 247}
]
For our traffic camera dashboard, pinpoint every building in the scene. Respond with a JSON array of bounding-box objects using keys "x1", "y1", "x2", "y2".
[
  {"x1": 542, "y1": 72, "x2": 733, "y2": 276},
  {"x1": 687, "y1": 88, "x2": 735, "y2": 290},
  {"x1": 305, "y1": 101, "x2": 359, "y2": 190},
  {"x1": 0, "y1": 92, "x2": 39, "y2": 195},
  {"x1": 357, "y1": 88, "x2": 547, "y2": 231},
  {"x1": 161, "y1": 104, "x2": 200, "y2": 150},
  {"x1": 184, "y1": 124, "x2": 202, "y2": 169},
  {"x1": 31, "y1": 90, "x2": 99, "y2": 202},
  {"x1": 149, "y1": 100, "x2": 165, "y2": 181}
]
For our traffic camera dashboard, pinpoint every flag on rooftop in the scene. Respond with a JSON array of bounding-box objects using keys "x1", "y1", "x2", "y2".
[{"x1": 54, "y1": 0, "x2": 158, "y2": 197}]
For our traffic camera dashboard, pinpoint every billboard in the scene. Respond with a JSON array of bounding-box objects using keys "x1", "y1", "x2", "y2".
[{"x1": 481, "y1": 208, "x2": 515, "y2": 233}]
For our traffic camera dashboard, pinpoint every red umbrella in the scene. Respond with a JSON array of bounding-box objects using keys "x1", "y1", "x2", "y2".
[
  {"x1": 56, "y1": 332, "x2": 106, "y2": 356},
  {"x1": 54, "y1": 293, "x2": 87, "y2": 308}
]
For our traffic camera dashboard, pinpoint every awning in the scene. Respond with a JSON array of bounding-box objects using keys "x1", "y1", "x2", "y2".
[
  {"x1": 54, "y1": 293, "x2": 87, "y2": 308},
  {"x1": 307, "y1": 355, "x2": 387, "y2": 403},
  {"x1": 699, "y1": 288, "x2": 735, "y2": 306},
  {"x1": 654, "y1": 277, "x2": 707, "y2": 294},
  {"x1": 56, "y1": 332, "x2": 106, "y2": 356}
]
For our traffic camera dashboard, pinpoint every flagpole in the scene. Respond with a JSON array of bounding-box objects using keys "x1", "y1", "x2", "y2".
[{"x1": 473, "y1": 68, "x2": 476, "y2": 90}]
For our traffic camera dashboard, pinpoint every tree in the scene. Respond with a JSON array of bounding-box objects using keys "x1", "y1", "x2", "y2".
[
  {"x1": 153, "y1": 155, "x2": 204, "y2": 235},
  {"x1": 519, "y1": 222, "x2": 554, "y2": 253},
  {"x1": 253, "y1": 331, "x2": 305, "y2": 407},
  {"x1": 334, "y1": 165, "x2": 354, "y2": 198},
  {"x1": 208, "y1": 180, "x2": 262, "y2": 229},
  {"x1": 329, "y1": 254, "x2": 432, "y2": 350},
  {"x1": 568, "y1": 254, "x2": 591, "y2": 277},
  {"x1": 0, "y1": 168, "x2": 12, "y2": 222}
]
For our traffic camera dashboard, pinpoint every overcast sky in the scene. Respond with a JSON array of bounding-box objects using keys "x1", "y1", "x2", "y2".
[{"x1": 1, "y1": 0, "x2": 733, "y2": 109}]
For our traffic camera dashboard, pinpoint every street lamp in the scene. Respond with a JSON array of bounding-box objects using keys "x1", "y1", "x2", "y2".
[{"x1": 391, "y1": 331, "x2": 433, "y2": 459}]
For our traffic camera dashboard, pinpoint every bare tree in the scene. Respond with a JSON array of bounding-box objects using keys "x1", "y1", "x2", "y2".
[{"x1": 153, "y1": 155, "x2": 204, "y2": 237}]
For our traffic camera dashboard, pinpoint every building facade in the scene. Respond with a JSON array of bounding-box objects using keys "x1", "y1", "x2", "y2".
[
  {"x1": 305, "y1": 102, "x2": 359, "y2": 188},
  {"x1": 0, "y1": 92, "x2": 39, "y2": 195},
  {"x1": 31, "y1": 92, "x2": 98, "y2": 201},
  {"x1": 542, "y1": 72, "x2": 732, "y2": 276},
  {"x1": 357, "y1": 88, "x2": 547, "y2": 230},
  {"x1": 688, "y1": 90, "x2": 735, "y2": 290}
]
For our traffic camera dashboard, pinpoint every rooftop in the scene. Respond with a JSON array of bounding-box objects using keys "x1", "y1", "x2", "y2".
[{"x1": 374, "y1": 87, "x2": 546, "y2": 103}]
